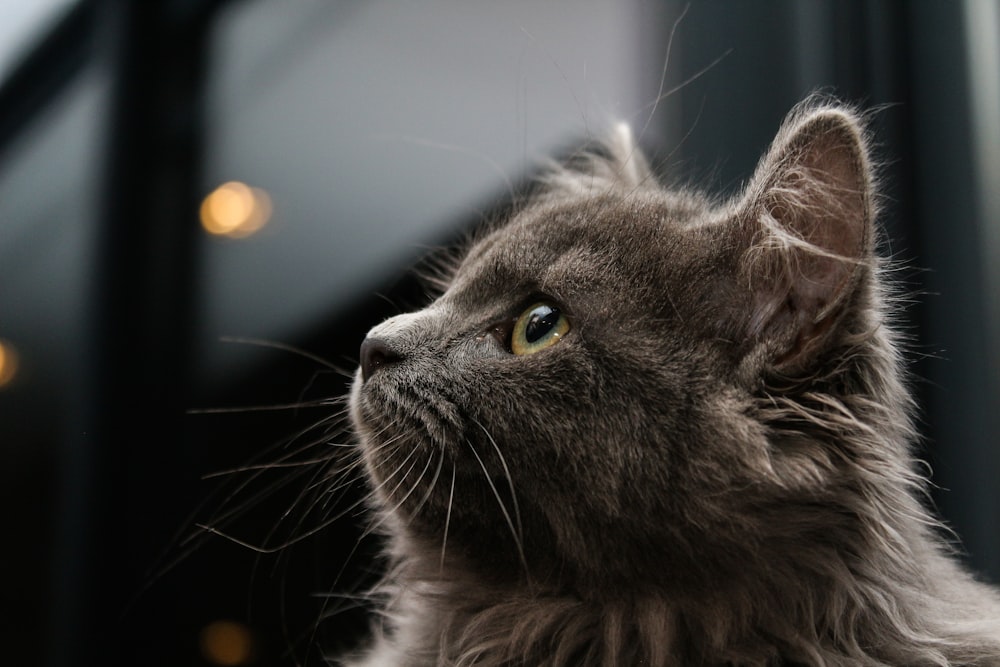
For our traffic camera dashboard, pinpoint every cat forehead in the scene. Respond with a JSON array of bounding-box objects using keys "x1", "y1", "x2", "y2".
[{"x1": 449, "y1": 194, "x2": 719, "y2": 304}]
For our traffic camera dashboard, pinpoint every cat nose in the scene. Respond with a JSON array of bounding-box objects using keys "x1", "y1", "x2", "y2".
[{"x1": 360, "y1": 337, "x2": 403, "y2": 382}]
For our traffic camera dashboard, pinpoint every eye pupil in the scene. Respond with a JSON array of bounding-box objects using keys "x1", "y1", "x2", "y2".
[
  {"x1": 510, "y1": 300, "x2": 570, "y2": 355},
  {"x1": 524, "y1": 305, "x2": 560, "y2": 343}
]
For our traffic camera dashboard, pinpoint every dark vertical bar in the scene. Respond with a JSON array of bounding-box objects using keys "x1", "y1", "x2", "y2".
[
  {"x1": 905, "y1": 3, "x2": 1000, "y2": 583},
  {"x1": 50, "y1": 1, "x2": 212, "y2": 665}
]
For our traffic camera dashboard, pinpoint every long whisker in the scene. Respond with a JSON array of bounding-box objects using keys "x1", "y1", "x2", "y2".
[
  {"x1": 218, "y1": 335, "x2": 350, "y2": 376},
  {"x1": 464, "y1": 437, "x2": 530, "y2": 580},
  {"x1": 353, "y1": 447, "x2": 437, "y2": 553},
  {"x1": 352, "y1": 434, "x2": 424, "y2": 539},
  {"x1": 374, "y1": 436, "x2": 421, "y2": 494},
  {"x1": 261, "y1": 450, "x2": 361, "y2": 574},
  {"x1": 201, "y1": 455, "x2": 344, "y2": 478},
  {"x1": 637, "y1": 47, "x2": 734, "y2": 118},
  {"x1": 440, "y1": 463, "x2": 456, "y2": 574},
  {"x1": 188, "y1": 428, "x2": 350, "y2": 540},
  {"x1": 187, "y1": 399, "x2": 338, "y2": 415},
  {"x1": 383, "y1": 447, "x2": 432, "y2": 516},
  {"x1": 471, "y1": 417, "x2": 524, "y2": 554},
  {"x1": 194, "y1": 433, "x2": 410, "y2": 554},
  {"x1": 638, "y1": 2, "x2": 689, "y2": 140},
  {"x1": 357, "y1": 443, "x2": 437, "y2": 544},
  {"x1": 407, "y1": 446, "x2": 446, "y2": 521},
  {"x1": 195, "y1": 489, "x2": 368, "y2": 555},
  {"x1": 145, "y1": 425, "x2": 350, "y2": 588},
  {"x1": 186, "y1": 454, "x2": 325, "y2": 546}
]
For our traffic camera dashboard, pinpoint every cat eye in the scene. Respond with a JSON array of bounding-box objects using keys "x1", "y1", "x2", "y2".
[{"x1": 510, "y1": 302, "x2": 570, "y2": 355}]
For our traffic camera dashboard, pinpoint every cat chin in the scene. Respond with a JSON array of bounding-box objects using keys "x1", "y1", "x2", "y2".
[{"x1": 347, "y1": 369, "x2": 365, "y2": 430}]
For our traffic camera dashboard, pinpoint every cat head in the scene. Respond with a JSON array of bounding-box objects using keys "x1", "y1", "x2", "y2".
[{"x1": 349, "y1": 101, "x2": 912, "y2": 598}]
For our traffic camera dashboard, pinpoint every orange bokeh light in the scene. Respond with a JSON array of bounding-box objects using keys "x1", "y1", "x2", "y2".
[
  {"x1": 199, "y1": 619, "x2": 254, "y2": 666},
  {"x1": 0, "y1": 339, "x2": 19, "y2": 389},
  {"x1": 200, "y1": 181, "x2": 272, "y2": 238}
]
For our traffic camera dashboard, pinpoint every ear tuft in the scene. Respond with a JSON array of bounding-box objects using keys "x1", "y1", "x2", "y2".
[
  {"x1": 608, "y1": 122, "x2": 655, "y2": 188},
  {"x1": 737, "y1": 103, "x2": 875, "y2": 369},
  {"x1": 541, "y1": 123, "x2": 656, "y2": 197}
]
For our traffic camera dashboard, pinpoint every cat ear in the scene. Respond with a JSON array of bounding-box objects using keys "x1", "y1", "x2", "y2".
[
  {"x1": 735, "y1": 105, "x2": 874, "y2": 370},
  {"x1": 542, "y1": 123, "x2": 655, "y2": 196}
]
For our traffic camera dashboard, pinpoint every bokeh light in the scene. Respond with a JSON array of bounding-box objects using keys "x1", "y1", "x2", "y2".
[
  {"x1": 199, "y1": 619, "x2": 255, "y2": 666},
  {"x1": 200, "y1": 181, "x2": 272, "y2": 238},
  {"x1": 0, "y1": 339, "x2": 19, "y2": 389}
]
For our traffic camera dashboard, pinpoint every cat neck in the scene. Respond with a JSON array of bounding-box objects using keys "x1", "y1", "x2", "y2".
[
  {"x1": 355, "y1": 527, "x2": 1000, "y2": 667},
  {"x1": 368, "y1": 547, "x2": 688, "y2": 666}
]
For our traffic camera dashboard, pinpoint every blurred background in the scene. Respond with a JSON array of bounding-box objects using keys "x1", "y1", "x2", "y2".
[{"x1": 0, "y1": 1, "x2": 997, "y2": 665}]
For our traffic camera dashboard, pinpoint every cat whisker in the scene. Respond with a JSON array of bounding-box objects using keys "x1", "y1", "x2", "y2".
[
  {"x1": 662, "y1": 92, "x2": 706, "y2": 165},
  {"x1": 217, "y1": 335, "x2": 352, "y2": 377},
  {"x1": 317, "y1": 458, "x2": 370, "y2": 510},
  {"x1": 356, "y1": 440, "x2": 437, "y2": 544},
  {"x1": 290, "y1": 592, "x2": 377, "y2": 665},
  {"x1": 230, "y1": 456, "x2": 360, "y2": 553},
  {"x1": 364, "y1": 433, "x2": 423, "y2": 501},
  {"x1": 194, "y1": 408, "x2": 349, "y2": 487},
  {"x1": 195, "y1": 482, "x2": 376, "y2": 555},
  {"x1": 188, "y1": 445, "x2": 337, "y2": 544},
  {"x1": 383, "y1": 447, "x2": 436, "y2": 519},
  {"x1": 471, "y1": 417, "x2": 525, "y2": 558},
  {"x1": 263, "y1": 451, "x2": 364, "y2": 566},
  {"x1": 405, "y1": 445, "x2": 447, "y2": 524},
  {"x1": 635, "y1": 47, "x2": 734, "y2": 124},
  {"x1": 637, "y1": 2, "x2": 689, "y2": 141},
  {"x1": 314, "y1": 592, "x2": 378, "y2": 622},
  {"x1": 193, "y1": 430, "x2": 393, "y2": 556},
  {"x1": 518, "y1": 26, "x2": 592, "y2": 147},
  {"x1": 201, "y1": 455, "x2": 345, "y2": 479},
  {"x1": 194, "y1": 524, "x2": 283, "y2": 554},
  {"x1": 187, "y1": 398, "x2": 340, "y2": 415},
  {"x1": 440, "y1": 463, "x2": 456, "y2": 574},
  {"x1": 464, "y1": 437, "x2": 531, "y2": 581}
]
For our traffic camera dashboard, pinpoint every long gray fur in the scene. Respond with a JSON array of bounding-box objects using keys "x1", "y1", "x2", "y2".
[{"x1": 346, "y1": 99, "x2": 1000, "y2": 666}]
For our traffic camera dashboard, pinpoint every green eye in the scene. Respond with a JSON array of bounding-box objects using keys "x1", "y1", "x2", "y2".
[{"x1": 511, "y1": 302, "x2": 570, "y2": 355}]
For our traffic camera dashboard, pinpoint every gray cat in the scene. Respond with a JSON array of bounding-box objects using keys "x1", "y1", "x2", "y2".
[{"x1": 345, "y1": 100, "x2": 1000, "y2": 666}]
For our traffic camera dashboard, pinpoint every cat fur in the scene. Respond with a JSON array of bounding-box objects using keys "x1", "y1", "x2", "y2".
[{"x1": 345, "y1": 99, "x2": 1000, "y2": 666}]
